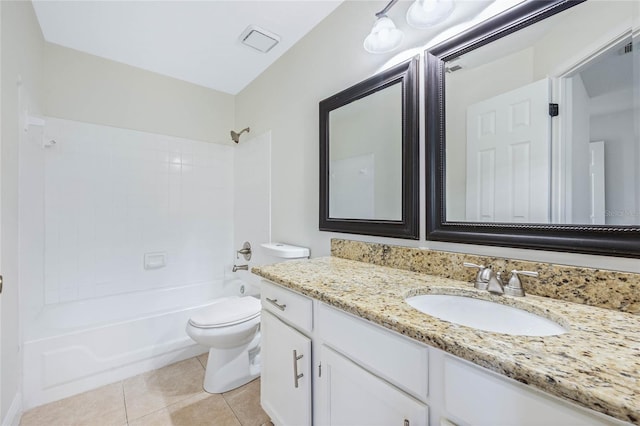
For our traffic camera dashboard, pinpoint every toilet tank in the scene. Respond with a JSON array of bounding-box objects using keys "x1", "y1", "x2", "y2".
[{"x1": 260, "y1": 243, "x2": 310, "y2": 260}]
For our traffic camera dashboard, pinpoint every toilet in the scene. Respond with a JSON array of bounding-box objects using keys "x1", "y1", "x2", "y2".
[
  {"x1": 187, "y1": 242, "x2": 309, "y2": 393},
  {"x1": 186, "y1": 296, "x2": 262, "y2": 393}
]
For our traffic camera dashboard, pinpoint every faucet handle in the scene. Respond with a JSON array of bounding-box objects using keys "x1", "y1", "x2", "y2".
[
  {"x1": 504, "y1": 270, "x2": 538, "y2": 297},
  {"x1": 236, "y1": 241, "x2": 252, "y2": 261},
  {"x1": 463, "y1": 262, "x2": 491, "y2": 290}
]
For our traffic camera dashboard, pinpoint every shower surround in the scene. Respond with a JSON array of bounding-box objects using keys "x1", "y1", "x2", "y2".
[{"x1": 19, "y1": 117, "x2": 268, "y2": 408}]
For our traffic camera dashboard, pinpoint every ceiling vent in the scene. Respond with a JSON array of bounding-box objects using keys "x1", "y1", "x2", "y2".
[
  {"x1": 240, "y1": 25, "x2": 280, "y2": 53},
  {"x1": 620, "y1": 41, "x2": 633, "y2": 55}
]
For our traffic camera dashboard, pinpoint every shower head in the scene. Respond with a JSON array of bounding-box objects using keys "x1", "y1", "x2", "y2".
[{"x1": 230, "y1": 127, "x2": 250, "y2": 143}]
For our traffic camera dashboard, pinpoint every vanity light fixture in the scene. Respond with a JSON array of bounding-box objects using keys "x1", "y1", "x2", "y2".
[
  {"x1": 364, "y1": 0, "x2": 456, "y2": 54},
  {"x1": 406, "y1": 0, "x2": 455, "y2": 29},
  {"x1": 364, "y1": 0, "x2": 404, "y2": 54}
]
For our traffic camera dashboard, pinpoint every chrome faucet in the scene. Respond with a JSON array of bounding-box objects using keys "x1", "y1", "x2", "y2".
[
  {"x1": 232, "y1": 264, "x2": 249, "y2": 272},
  {"x1": 465, "y1": 262, "x2": 538, "y2": 297},
  {"x1": 487, "y1": 270, "x2": 505, "y2": 295}
]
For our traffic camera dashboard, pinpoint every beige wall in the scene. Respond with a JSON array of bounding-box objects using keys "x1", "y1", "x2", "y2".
[
  {"x1": 235, "y1": 1, "x2": 416, "y2": 256},
  {"x1": 44, "y1": 43, "x2": 234, "y2": 144},
  {"x1": 236, "y1": 0, "x2": 640, "y2": 273},
  {"x1": 1, "y1": 0, "x2": 45, "y2": 420}
]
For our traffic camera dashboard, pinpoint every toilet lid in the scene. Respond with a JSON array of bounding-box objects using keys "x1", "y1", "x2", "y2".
[{"x1": 189, "y1": 296, "x2": 261, "y2": 328}]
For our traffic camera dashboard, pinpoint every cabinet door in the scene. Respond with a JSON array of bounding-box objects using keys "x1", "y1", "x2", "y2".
[
  {"x1": 318, "y1": 344, "x2": 429, "y2": 426},
  {"x1": 261, "y1": 310, "x2": 311, "y2": 426},
  {"x1": 443, "y1": 355, "x2": 622, "y2": 426}
]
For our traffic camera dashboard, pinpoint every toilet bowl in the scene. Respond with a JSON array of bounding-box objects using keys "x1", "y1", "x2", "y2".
[{"x1": 186, "y1": 296, "x2": 261, "y2": 393}]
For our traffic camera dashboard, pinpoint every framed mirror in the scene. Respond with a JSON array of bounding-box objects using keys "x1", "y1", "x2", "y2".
[
  {"x1": 320, "y1": 57, "x2": 419, "y2": 239},
  {"x1": 426, "y1": 0, "x2": 640, "y2": 256}
]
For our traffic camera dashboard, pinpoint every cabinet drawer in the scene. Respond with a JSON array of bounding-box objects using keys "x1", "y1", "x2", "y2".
[
  {"x1": 318, "y1": 303, "x2": 429, "y2": 402},
  {"x1": 261, "y1": 280, "x2": 313, "y2": 333}
]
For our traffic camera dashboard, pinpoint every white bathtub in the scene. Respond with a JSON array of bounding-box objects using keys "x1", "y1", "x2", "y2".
[{"x1": 22, "y1": 279, "x2": 257, "y2": 409}]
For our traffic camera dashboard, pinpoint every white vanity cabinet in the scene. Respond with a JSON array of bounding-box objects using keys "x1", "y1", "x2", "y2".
[
  {"x1": 260, "y1": 281, "x2": 313, "y2": 426},
  {"x1": 259, "y1": 280, "x2": 628, "y2": 426}
]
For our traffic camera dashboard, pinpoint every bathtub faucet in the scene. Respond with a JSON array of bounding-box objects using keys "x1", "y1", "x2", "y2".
[{"x1": 232, "y1": 264, "x2": 249, "y2": 272}]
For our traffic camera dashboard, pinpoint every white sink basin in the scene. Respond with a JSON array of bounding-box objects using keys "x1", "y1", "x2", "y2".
[{"x1": 406, "y1": 294, "x2": 567, "y2": 336}]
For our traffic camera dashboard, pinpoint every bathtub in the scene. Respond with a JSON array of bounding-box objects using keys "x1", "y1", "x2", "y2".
[{"x1": 22, "y1": 279, "x2": 257, "y2": 410}]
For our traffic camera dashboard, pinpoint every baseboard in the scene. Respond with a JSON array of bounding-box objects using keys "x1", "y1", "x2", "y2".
[{"x1": 1, "y1": 392, "x2": 22, "y2": 426}]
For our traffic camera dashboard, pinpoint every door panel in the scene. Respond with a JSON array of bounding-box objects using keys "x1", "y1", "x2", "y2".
[
  {"x1": 589, "y1": 141, "x2": 606, "y2": 224},
  {"x1": 466, "y1": 78, "x2": 551, "y2": 223},
  {"x1": 318, "y1": 345, "x2": 428, "y2": 426},
  {"x1": 261, "y1": 310, "x2": 311, "y2": 426}
]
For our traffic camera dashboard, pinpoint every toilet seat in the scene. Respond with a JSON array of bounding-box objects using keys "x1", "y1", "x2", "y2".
[{"x1": 189, "y1": 297, "x2": 261, "y2": 329}]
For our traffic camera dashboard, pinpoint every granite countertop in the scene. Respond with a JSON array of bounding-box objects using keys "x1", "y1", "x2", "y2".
[{"x1": 252, "y1": 257, "x2": 640, "y2": 425}]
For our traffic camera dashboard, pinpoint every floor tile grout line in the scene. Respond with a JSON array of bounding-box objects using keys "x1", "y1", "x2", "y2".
[
  {"x1": 223, "y1": 384, "x2": 249, "y2": 401},
  {"x1": 121, "y1": 381, "x2": 129, "y2": 426},
  {"x1": 196, "y1": 353, "x2": 207, "y2": 369},
  {"x1": 221, "y1": 394, "x2": 245, "y2": 426},
  {"x1": 126, "y1": 389, "x2": 212, "y2": 423},
  {"x1": 123, "y1": 357, "x2": 207, "y2": 422},
  {"x1": 125, "y1": 402, "x2": 170, "y2": 424},
  {"x1": 223, "y1": 380, "x2": 267, "y2": 426}
]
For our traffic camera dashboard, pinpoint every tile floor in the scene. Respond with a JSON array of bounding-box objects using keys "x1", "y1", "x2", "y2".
[{"x1": 20, "y1": 353, "x2": 272, "y2": 426}]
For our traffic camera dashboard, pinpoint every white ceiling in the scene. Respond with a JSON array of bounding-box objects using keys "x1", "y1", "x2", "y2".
[{"x1": 32, "y1": 1, "x2": 343, "y2": 95}]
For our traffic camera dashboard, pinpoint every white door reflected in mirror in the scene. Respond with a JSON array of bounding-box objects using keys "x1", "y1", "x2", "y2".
[
  {"x1": 328, "y1": 82, "x2": 402, "y2": 221},
  {"x1": 445, "y1": 0, "x2": 639, "y2": 226},
  {"x1": 464, "y1": 78, "x2": 550, "y2": 223}
]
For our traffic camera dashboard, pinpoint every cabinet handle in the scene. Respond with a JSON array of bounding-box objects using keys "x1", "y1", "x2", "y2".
[
  {"x1": 293, "y1": 350, "x2": 304, "y2": 388},
  {"x1": 266, "y1": 297, "x2": 286, "y2": 311}
]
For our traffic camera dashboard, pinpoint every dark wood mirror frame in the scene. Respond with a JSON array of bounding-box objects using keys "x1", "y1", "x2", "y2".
[
  {"x1": 425, "y1": 0, "x2": 640, "y2": 257},
  {"x1": 320, "y1": 56, "x2": 419, "y2": 239}
]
